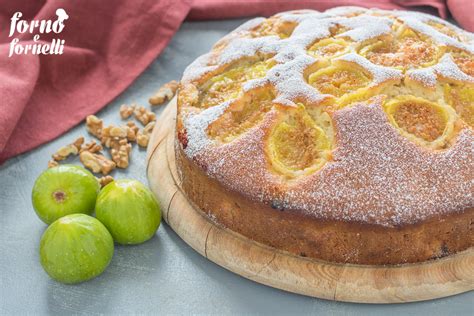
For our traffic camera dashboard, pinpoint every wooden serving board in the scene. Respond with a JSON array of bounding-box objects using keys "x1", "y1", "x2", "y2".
[{"x1": 146, "y1": 98, "x2": 474, "y2": 303}]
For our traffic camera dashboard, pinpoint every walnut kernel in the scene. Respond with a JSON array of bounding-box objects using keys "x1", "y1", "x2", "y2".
[
  {"x1": 79, "y1": 151, "x2": 116, "y2": 175},
  {"x1": 149, "y1": 80, "x2": 179, "y2": 106},
  {"x1": 52, "y1": 137, "x2": 84, "y2": 161},
  {"x1": 98, "y1": 175, "x2": 114, "y2": 187},
  {"x1": 48, "y1": 160, "x2": 59, "y2": 168},
  {"x1": 134, "y1": 106, "x2": 156, "y2": 125},
  {"x1": 120, "y1": 104, "x2": 135, "y2": 119},
  {"x1": 80, "y1": 140, "x2": 103, "y2": 154},
  {"x1": 126, "y1": 121, "x2": 139, "y2": 142},
  {"x1": 136, "y1": 121, "x2": 156, "y2": 148},
  {"x1": 110, "y1": 139, "x2": 132, "y2": 168},
  {"x1": 86, "y1": 115, "x2": 103, "y2": 138}
]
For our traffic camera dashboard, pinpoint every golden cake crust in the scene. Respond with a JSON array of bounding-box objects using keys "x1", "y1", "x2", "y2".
[
  {"x1": 176, "y1": 145, "x2": 473, "y2": 265},
  {"x1": 175, "y1": 7, "x2": 474, "y2": 264}
]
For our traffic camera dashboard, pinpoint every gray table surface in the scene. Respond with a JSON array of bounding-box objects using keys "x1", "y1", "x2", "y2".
[{"x1": 1, "y1": 19, "x2": 473, "y2": 316}]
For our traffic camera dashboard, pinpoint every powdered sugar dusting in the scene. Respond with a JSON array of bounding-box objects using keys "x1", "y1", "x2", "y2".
[
  {"x1": 232, "y1": 17, "x2": 266, "y2": 33},
  {"x1": 397, "y1": 15, "x2": 474, "y2": 53},
  {"x1": 177, "y1": 7, "x2": 474, "y2": 226},
  {"x1": 183, "y1": 101, "x2": 230, "y2": 157},
  {"x1": 182, "y1": 53, "x2": 219, "y2": 83},
  {"x1": 337, "y1": 15, "x2": 393, "y2": 41},
  {"x1": 285, "y1": 102, "x2": 473, "y2": 226},
  {"x1": 336, "y1": 53, "x2": 403, "y2": 84},
  {"x1": 218, "y1": 36, "x2": 279, "y2": 65},
  {"x1": 408, "y1": 53, "x2": 474, "y2": 86},
  {"x1": 267, "y1": 55, "x2": 326, "y2": 105},
  {"x1": 191, "y1": 100, "x2": 473, "y2": 227}
]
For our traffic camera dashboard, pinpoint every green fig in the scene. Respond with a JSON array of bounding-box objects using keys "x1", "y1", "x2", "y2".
[
  {"x1": 32, "y1": 164, "x2": 100, "y2": 224},
  {"x1": 95, "y1": 179, "x2": 161, "y2": 245},
  {"x1": 40, "y1": 214, "x2": 114, "y2": 284}
]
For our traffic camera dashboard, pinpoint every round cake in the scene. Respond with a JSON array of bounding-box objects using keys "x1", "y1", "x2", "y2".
[{"x1": 175, "y1": 7, "x2": 474, "y2": 265}]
